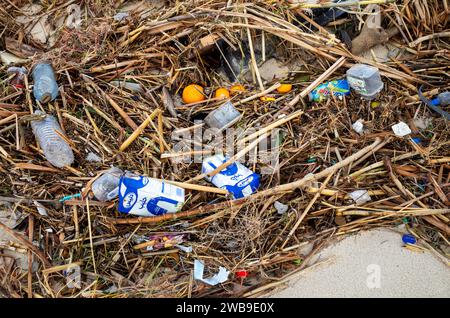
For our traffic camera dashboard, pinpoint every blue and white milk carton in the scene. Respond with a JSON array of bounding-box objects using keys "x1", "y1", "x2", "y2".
[
  {"x1": 118, "y1": 172, "x2": 185, "y2": 216},
  {"x1": 202, "y1": 154, "x2": 260, "y2": 199}
]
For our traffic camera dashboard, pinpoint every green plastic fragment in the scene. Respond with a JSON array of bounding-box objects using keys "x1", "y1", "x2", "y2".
[{"x1": 293, "y1": 259, "x2": 302, "y2": 266}]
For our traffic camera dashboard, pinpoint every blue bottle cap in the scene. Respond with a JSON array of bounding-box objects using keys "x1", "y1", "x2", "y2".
[
  {"x1": 430, "y1": 98, "x2": 440, "y2": 106},
  {"x1": 402, "y1": 234, "x2": 417, "y2": 245}
]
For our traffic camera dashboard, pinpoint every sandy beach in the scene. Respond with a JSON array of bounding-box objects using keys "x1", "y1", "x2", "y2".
[{"x1": 269, "y1": 229, "x2": 450, "y2": 298}]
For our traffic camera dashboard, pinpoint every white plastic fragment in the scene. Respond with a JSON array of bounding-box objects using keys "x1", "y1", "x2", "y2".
[
  {"x1": 193, "y1": 259, "x2": 229, "y2": 286},
  {"x1": 110, "y1": 80, "x2": 143, "y2": 93},
  {"x1": 352, "y1": 119, "x2": 364, "y2": 134},
  {"x1": 176, "y1": 245, "x2": 192, "y2": 253},
  {"x1": 113, "y1": 12, "x2": 129, "y2": 21},
  {"x1": 274, "y1": 201, "x2": 288, "y2": 215},
  {"x1": 0, "y1": 51, "x2": 29, "y2": 65},
  {"x1": 86, "y1": 152, "x2": 102, "y2": 162},
  {"x1": 33, "y1": 200, "x2": 48, "y2": 216},
  {"x1": 413, "y1": 117, "x2": 432, "y2": 130},
  {"x1": 391, "y1": 121, "x2": 411, "y2": 137},
  {"x1": 66, "y1": 4, "x2": 82, "y2": 29},
  {"x1": 350, "y1": 190, "x2": 372, "y2": 205}
]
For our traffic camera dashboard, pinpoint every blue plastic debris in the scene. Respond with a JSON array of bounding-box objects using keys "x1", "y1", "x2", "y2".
[
  {"x1": 402, "y1": 234, "x2": 417, "y2": 245},
  {"x1": 59, "y1": 193, "x2": 81, "y2": 202}
]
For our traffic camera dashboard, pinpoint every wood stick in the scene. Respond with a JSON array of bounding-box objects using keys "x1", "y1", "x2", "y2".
[
  {"x1": 281, "y1": 172, "x2": 335, "y2": 249},
  {"x1": 292, "y1": 0, "x2": 395, "y2": 9},
  {"x1": 14, "y1": 163, "x2": 60, "y2": 173},
  {"x1": 27, "y1": 215, "x2": 34, "y2": 298},
  {"x1": 163, "y1": 180, "x2": 228, "y2": 195},
  {"x1": 422, "y1": 215, "x2": 450, "y2": 235},
  {"x1": 41, "y1": 262, "x2": 82, "y2": 275},
  {"x1": 86, "y1": 199, "x2": 97, "y2": 274},
  {"x1": 409, "y1": 31, "x2": 450, "y2": 47},
  {"x1": 235, "y1": 83, "x2": 281, "y2": 105},
  {"x1": 350, "y1": 151, "x2": 419, "y2": 178},
  {"x1": 340, "y1": 208, "x2": 450, "y2": 216},
  {"x1": 90, "y1": 60, "x2": 140, "y2": 72},
  {"x1": 254, "y1": 138, "x2": 382, "y2": 198},
  {"x1": 0, "y1": 114, "x2": 16, "y2": 126},
  {"x1": 352, "y1": 137, "x2": 392, "y2": 169},
  {"x1": 103, "y1": 93, "x2": 138, "y2": 130},
  {"x1": 237, "y1": 110, "x2": 303, "y2": 146},
  {"x1": 244, "y1": 8, "x2": 264, "y2": 92},
  {"x1": 119, "y1": 109, "x2": 160, "y2": 151}
]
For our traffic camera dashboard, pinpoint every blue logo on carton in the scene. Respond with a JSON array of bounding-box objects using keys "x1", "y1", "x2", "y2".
[
  {"x1": 118, "y1": 174, "x2": 148, "y2": 214},
  {"x1": 236, "y1": 175, "x2": 254, "y2": 188},
  {"x1": 122, "y1": 192, "x2": 137, "y2": 209},
  {"x1": 224, "y1": 174, "x2": 260, "y2": 199},
  {"x1": 146, "y1": 196, "x2": 179, "y2": 215}
]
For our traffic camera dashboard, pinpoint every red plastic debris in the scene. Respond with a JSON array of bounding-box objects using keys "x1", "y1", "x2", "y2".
[{"x1": 235, "y1": 270, "x2": 248, "y2": 278}]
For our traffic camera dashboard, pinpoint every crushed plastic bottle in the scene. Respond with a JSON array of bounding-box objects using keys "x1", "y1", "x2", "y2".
[
  {"x1": 202, "y1": 154, "x2": 260, "y2": 199},
  {"x1": 431, "y1": 92, "x2": 450, "y2": 107},
  {"x1": 204, "y1": 101, "x2": 242, "y2": 131},
  {"x1": 118, "y1": 172, "x2": 185, "y2": 216},
  {"x1": 418, "y1": 85, "x2": 450, "y2": 120},
  {"x1": 308, "y1": 79, "x2": 350, "y2": 102},
  {"x1": 32, "y1": 61, "x2": 59, "y2": 103},
  {"x1": 7, "y1": 66, "x2": 27, "y2": 88},
  {"x1": 346, "y1": 64, "x2": 384, "y2": 100},
  {"x1": 30, "y1": 110, "x2": 74, "y2": 168},
  {"x1": 91, "y1": 167, "x2": 123, "y2": 201}
]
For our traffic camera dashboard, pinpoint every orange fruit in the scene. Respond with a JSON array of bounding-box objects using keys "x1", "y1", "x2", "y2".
[
  {"x1": 229, "y1": 84, "x2": 246, "y2": 94},
  {"x1": 182, "y1": 84, "x2": 205, "y2": 104},
  {"x1": 215, "y1": 88, "x2": 230, "y2": 99},
  {"x1": 277, "y1": 84, "x2": 292, "y2": 94}
]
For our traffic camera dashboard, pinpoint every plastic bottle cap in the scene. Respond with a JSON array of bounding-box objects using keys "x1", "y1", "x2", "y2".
[
  {"x1": 430, "y1": 98, "x2": 440, "y2": 106},
  {"x1": 402, "y1": 234, "x2": 417, "y2": 245}
]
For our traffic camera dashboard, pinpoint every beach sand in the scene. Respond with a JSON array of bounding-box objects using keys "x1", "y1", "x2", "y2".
[{"x1": 269, "y1": 228, "x2": 450, "y2": 298}]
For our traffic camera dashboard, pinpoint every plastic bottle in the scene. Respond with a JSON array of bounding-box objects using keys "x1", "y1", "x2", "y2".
[
  {"x1": 418, "y1": 86, "x2": 450, "y2": 120},
  {"x1": 30, "y1": 110, "x2": 74, "y2": 168},
  {"x1": 346, "y1": 64, "x2": 384, "y2": 100},
  {"x1": 431, "y1": 92, "x2": 450, "y2": 106},
  {"x1": 32, "y1": 61, "x2": 59, "y2": 103},
  {"x1": 91, "y1": 167, "x2": 123, "y2": 201},
  {"x1": 308, "y1": 79, "x2": 350, "y2": 102},
  {"x1": 7, "y1": 66, "x2": 27, "y2": 89},
  {"x1": 204, "y1": 101, "x2": 242, "y2": 131}
]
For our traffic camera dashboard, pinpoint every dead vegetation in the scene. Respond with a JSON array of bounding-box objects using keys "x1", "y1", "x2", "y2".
[{"x1": 0, "y1": 0, "x2": 449, "y2": 298}]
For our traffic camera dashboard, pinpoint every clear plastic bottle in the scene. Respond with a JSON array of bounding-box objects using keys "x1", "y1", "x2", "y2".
[
  {"x1": 30, "y1": 110, "x2": 74, "y2": 168},
  {"x1": 432, "y1": 92, "x2": 450, "y2": 106},
  {"x1": 32, "y1": 61, "x2": 59, "y2": 103},
  {"x1": 204, "y1": 101, "x2": 242, "y2": 131},
  {"x1": 346, "y1": 64, "x2": 384, "y2": 100},
  {"x1": 91, "y1": 167, "x2": 123, "y2": 201}
]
